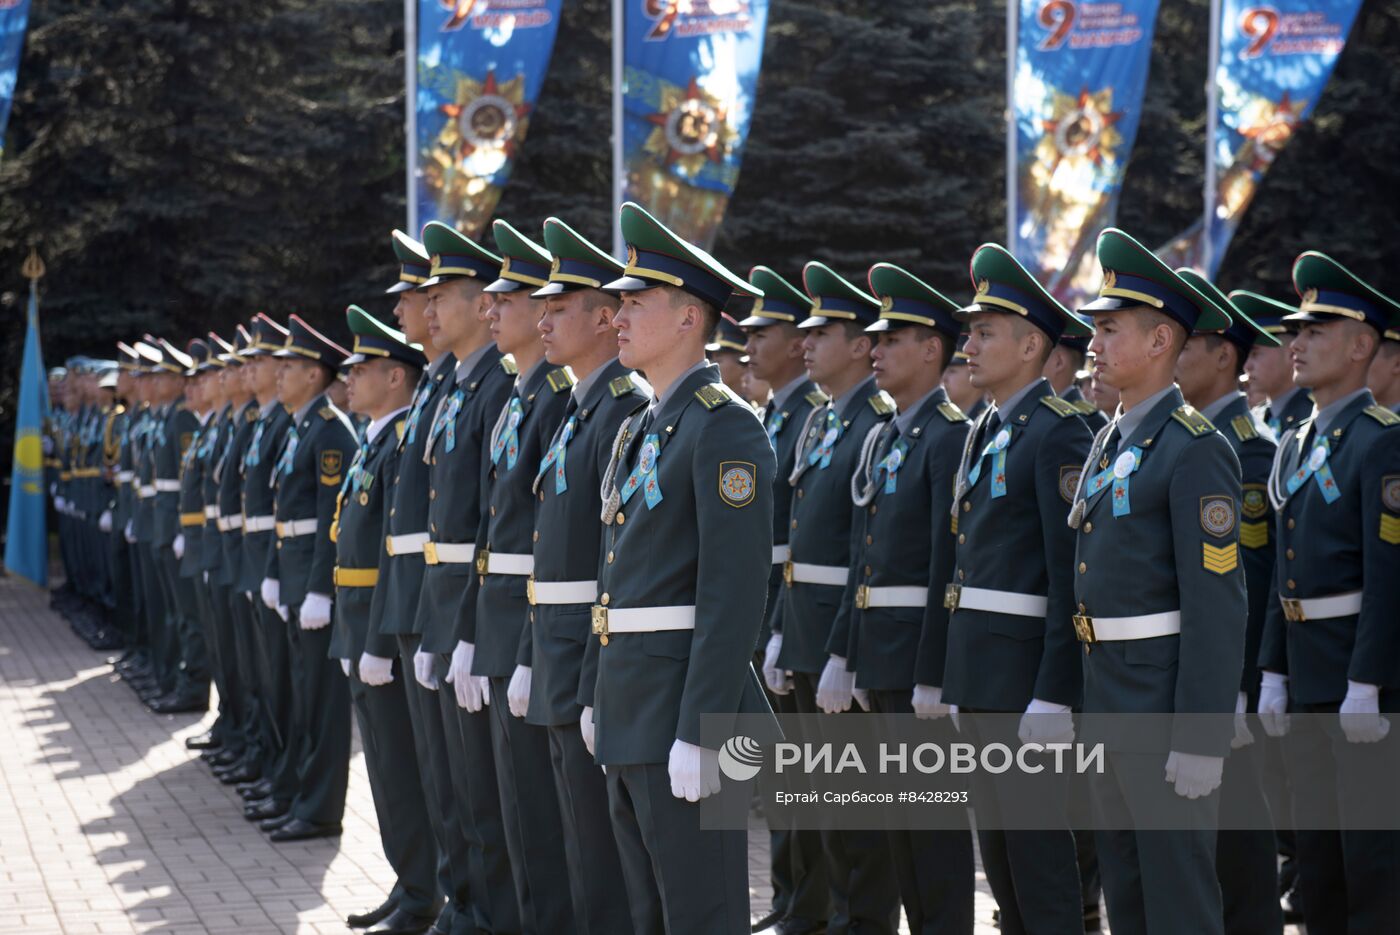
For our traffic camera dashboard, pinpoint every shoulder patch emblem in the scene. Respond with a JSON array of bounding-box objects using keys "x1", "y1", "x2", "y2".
[
  {"x1": 321, "y1": 450, "x2": 342, "y2": 477},
  {"x1": 1383, "y1": 475, "x2": 1400, "y2": 513},
  {"x1": 1242, "y1": 483, "x2": 1268, "y2": 519},
  {"x1": 718, "y1": 460, "x2": 757, "y2": 508},
  {"x1": 1039, "y1": 395, "x2": 1079, "y2": 418},
  {"x1": 937, "y1": 401, "x2": 968, "y2": 423},
  {"x1": 609, "y1": 375, "x2": 636, "y2": 398},
  {"x1": 1202, "y1": 541, "x2": 1239, "y2": 575},
  {"x1": 179, "y1": 432, "x2": 193, "y2": 452},
  {"x1": 868, "y1": 392, "x2": 895, "y2": 417},
  {"x1": 318, "y1": 406, "x2": 336, "y2": 420},
  {"x1": 500, "y1": 356, "x2": 519, "y2": 376},
  {"x1": 1200, "y1": 495, "x2": 1236, "y2": 537},
  {"x1": 1364, "y1": 404, "x2": 1400, "y2": 426},
  {"x1": 694, "y1": 384, "x2": 730, "y2": 410},
  {"x1": 1231, "y1": 414, "x2": 1258, "y2": 441},
  {"x1": 546, "y1": 367, "x2": 575, "y2": 393},
  {"x1": 1172, "y1": 405, "x2": 1216, "y2": 436},
  {"x1": 245, "y1": 406, "x2": 259, "y2": 423},
  {"x1": 1058, "y1": 465, "x2": 1081, "y2": 504},
  {"x1": 804, "y1": 389, "x2": 830, "y2": 408}
]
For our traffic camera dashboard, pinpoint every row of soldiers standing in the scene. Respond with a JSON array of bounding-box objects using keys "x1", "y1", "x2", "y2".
[{"x1": 45, "y1": 201, "x2": 1400, "y2": 935}]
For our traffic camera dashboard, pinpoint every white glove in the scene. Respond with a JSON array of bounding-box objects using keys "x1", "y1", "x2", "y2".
[
  {"x1": 99, "y1": 510, "x2": 113, "y2": 533},
  {"x1": 340, "y1": 658, "x2": 351, "y2": 677},
  {"x1": 853, "y1": 687, "x2": 870, "y2": 711},
  {"x1": 912, "y1": 684, "x2": 950, "y2": 720},
  {"x1": 172, "y1": 534, "x2": 185, "y2": 560},
  {"x1": 667, "y1": 739, "x2": 721, "y2": 802},
  {"x1": 507, "y1": 665, "x2": 532, "y2": 719},
  {"x1": 298, "y1": 592, "x2": 332, "y2": 630},
  {"x1": 1165, "y1": 751, "x2": 1224, "y2": 799},
  {"x1": 445, "y1": 641, "x2": 489, "y2": 712},
  {"x1": 202, "y1": 570, "x2": 209, "y2": 584},
  {"x1": 1258, "y1": 671, "x2": 1290, "y2": 737},
  {"x1": 276, "y1": 604, "x2": 288, "y2": 622},
  {"x1": 949, "y1": 704, "x2": 961, "y2": 732},
  {"x1": 358, "y1": 653, "x2": 395, "y2": 687},
  {"x1": 1019, "y1": 698, "x2": 1075, "y2": 744},
  {"x1": 762, "y1": 633, "x2": 791, "y2": 695},
  {"x1": 124, "y1": 520, "x2": 136, "y2": 544},
  {"x1": 816, "y1": 655, "x2": 856, "y2": 713},
  {"x1": 1340, "y1": 680, "x2": 1390, "y2": 744},
  {"x1": 580, "y1": 705, "x2": 596, "y2": 755},
  {"x1": 1231, "y1": 691, "x2": 1255, "y2": 750},
  {"x1": 413, "y1": 648, "x2": 439, "y2": 691},
  {"x1": 54, "y1": 495, "x2": 67, "y2": 513},
  {"x1": 260, "y1": 577, "x2": 280, "y2": 610}
]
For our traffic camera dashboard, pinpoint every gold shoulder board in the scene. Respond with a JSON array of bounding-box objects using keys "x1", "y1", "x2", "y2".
[
  {"x1": 609, "y1": 375, "x2": 635, "y2": 398},
  {"x1": 694, "y1": 384, "x2": 730, "y2": 411},
  {"x1": 546, "y1": 367, "x2": 576, "y2": 393},
  {"x1": 1363, "y1": 405, "x2": 1400, "y2": 426},
  {"x1": 1171, "y1": 405, "x2": 1215, "y2": 436},
  {"x1": 1073, "y1": 399, "x2": 1098, "y2": 415},
  {"x1": 1231, "y1": 414, "x2": 1258, "y2": 441},
  {"x1": 318, "y1": 406, "x2": 336, "y2": 420},
  {"x1": 804, "y1": 389, "x2": 830, "y2": 408},
  {"x1": 1039, "y1": 395, "x2": 1079, "y2": 418},
  {"x1": 868, "y1": 392, "x2": 895, "y2": 416},
  {"x1": 937, "y1": 401, "x2": 968, "y2": 423},
  {"x1": 500, "y1": 356, "x2": 519, "y2": 376}
]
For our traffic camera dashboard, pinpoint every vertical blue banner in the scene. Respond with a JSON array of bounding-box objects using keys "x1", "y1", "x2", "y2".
[
  {"x1": 415, "y1": 0, "x2": 564, "y2": 238},
  {"x1": 1157, "y1": 0, "x2": 1361, "y2": 275},
  {"x1": 0, "y1": 0, "x2": 32, "y2": 159},
  {"x1": 5, "y1": 286, "x2": 50, "y2": 587},
  {"x1": 621, "y1": 0, "x2": 771, "y2": 250},
  {"x1": 1012, "y1": 0, "x2": 1161, "y2": 308}
]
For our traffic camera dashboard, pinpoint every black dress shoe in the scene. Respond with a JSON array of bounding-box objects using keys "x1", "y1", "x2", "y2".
[
  {"x1": 151, "y1": 695, "x2": 208, "y2": 714},
  {"x1": 268, "y1": 818, "x2": 342, "y2": 842},
  {"x1": 259, "y1": 812, "x2": 292, "y2": 832},
  {"x1": 238, "y1": 779, "x2": 273, "y2": 799},
  {"x1": 751, "y1": 910, "x2": 783, "y2": 933},
  {"x1": 185, "y1": 732, "x2": 220, "y2": 750},
  {"x1": 217, "y1": 765, "x2": 260, "y2": 785},
  {"x1": 365, "y1": 907, "x2": 435, "y2": 935},
  {"x1": 245, "y1": 799, "x2": 290, "y2": 821},
  {"x1": 347, "y1": 897, "x2": 398, "y2": 929},
  {"x1": 211, "y1": 749, "x2": 241, "y2": 767}
]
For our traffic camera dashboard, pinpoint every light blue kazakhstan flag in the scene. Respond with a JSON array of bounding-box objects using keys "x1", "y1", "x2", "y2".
[{"x1": 5, "y1": 282, "x2": 50, "y2": 586}]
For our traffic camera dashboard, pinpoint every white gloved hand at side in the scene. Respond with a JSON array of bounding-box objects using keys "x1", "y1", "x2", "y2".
[
  {"x1": 445, "y1": 641, "x2": 489, "y2": 712},
  {"x1": 260, "y1": 577, "x2": 280, "y2": 610},
  {"x1": 358, "y1": 653, "x2": 395, "y2": 687},
  {"x1": 99, "y1": 510, "x2": 113, "y2": 533},
  {"x1": 124, "y1": 520, "x2": 136, "y2": 544},
  {"x1": 172, "y1": 534, "x2": 185, "y2": 560},
  {"x1": 1165, "y1": 751, "x2": 1224, "y2": 799},
  {"x1": 912, "y1": 684, "x2": 950, "y2": 720},
  {"x1": 54, "y1": 496, "x2": 67, "y2": 513},
  {"x1": 507, "y1": 665, "x2": 532, "y2": 719},
  {"x1": 413, "y1": 648, "x2": 439, "y2": 691},
  {"x1": 667, "y1": 739, "x2": 721, "y2": 802},
  {"x1": 340, "y1": 658, "x2": 351, "y2": 677},
  {"x1": 1340, "y1": 680, "x2": 1390, "y2": 743},
  {"x1": 1231, "y1": 691, "x2": 1255, "y2": 750},
  {"x1": 298, "y1": 592, "x2": 332, "y2": 630},
  {"x1": 1019, "y1": 698, "x2": 1075, "y2": 744},
  {"x1": 762, "y1": 633, "x2": 791, "y2": 695},
  {"x1": 580, "y1": 705, "x2": 596, "y2": 756},
  {"x1": 1257, "y1": 671, "x2": 1290, "y2": 737},
  {"x1": 276, "y1": 604, "x2": 288, "y2": 622},
  {"x1": 815, "y1": 654, "x2": 855, "y2": 714}
]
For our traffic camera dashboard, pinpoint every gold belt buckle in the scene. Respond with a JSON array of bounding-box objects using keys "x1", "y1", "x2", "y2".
[
  {"x1": 526, "y1": 578, "x2": 536, "y2": 606},
  {"x1": 591, "y1": 606, "x2": 609, "y2": 645},
  {"x1": 855, "y1": 585, "x2": 870, "y2": 610},
  {"x1": 384, "y1": 535, "x2": 396, "y2": 557},
  {"x1": 422, "y1": 541, "x2": 439, "y2": 565},
  {"x1": 1280, "y1": 598, "x2": 1305, "y2": 623},
  {"x1": 943, "y1": 583, "x2": 961, "y2": 610},
  {"x1": 1072, "y1": 612, "x2": 1096, "y2": 644},
  {"x1": 475, "y1": 547, "x2": 491, "y2": 576},
  {"x1": 275, "y1": 521, "x2": 286, "y2": 538},
  {"x1": 783, "y1": 560, "x2": 794, "y2": 588}
]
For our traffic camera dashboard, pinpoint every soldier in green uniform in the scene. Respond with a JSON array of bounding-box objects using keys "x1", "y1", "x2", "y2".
[
  {"x1": 127, "y1": 342, "x2": 175, "y2": 704},
  {"x1": 1070, "y1": 228, "x2": 1247, "y2": 935},
  {"x1": 943, "y1": 246, "x2": 1093, "y2": 934},
  {"x1": 774, "y1": 261, "x2": 900, "y2": 934},
  {"x1": 944, "y1": 336, "x2": 989, "y2": 422},
  {"x1": 1366, "y1": 326, "x2": 1400, "y2": 415},
  {"x1": 706, "y1": 311, "x2": 751, "y2": 397},
  {"x1": 366, "y1": 230, "x2": 476, "y2": 935},
  {"x1": 1172, "y1": 270, "x2": 1284, "y2": 935},
  {"x1": 259, "y1": 315, "x2": 356, "y2": 842},
  {"x1": 106, "y1": 345, "x2": 142, "y2": 658},
  {"x1": 834, "y1": 262, "x2": 976, "y2": 934},
  {"x1": 464, "y1": 219, "x2": 577, "y2": 934},
  {"x1": 118, "y1": 348, "x2": 162, "y2": 693},
  {"x1": 1047, "y1": 318, "x2": 1110, "y2": 432},
  {"x1": 1235, "y1": 291, "x2": 1312, "y2": 438},
  {"x1": 743, "y1": 266, "x2": 832, "y2": 935},
  {"x1": 523, "y1": 217, "x2": 643, "y2": 935},
  {"x1": 329, "y1": 305, "x2": 441, "y2": 935},
  {"x1": 414, "y1": 221, "x2": 520, "y2": 934},
  {"x1": 591, "y1": 201, "x2": 777, "y2": 934},
  {"x1": 1255, "y1": 253, "x2": 1400, "y2": 934}
]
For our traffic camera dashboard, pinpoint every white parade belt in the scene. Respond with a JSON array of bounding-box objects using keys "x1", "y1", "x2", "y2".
[
  {"x1": 217, "y1": 514, "x2": 243, "y2": 531},
  {"x1": 203, "y1": 505, "x2": 219, "y2": 519},
  {"x1": 528, "y1": 579, "x2": 598, "y2": 605},
  {"x1": 137, "y1": 485, "x2": 157, "y2": 499},
  {"x1": 1072, "y1": 610, "x2": 1181, "y2": 643},
  {"x1": 771, "y1": 544, "x2": 791, "y2": 565},
  {"x1": 275, "y1": 518, "x2": 318, "y2": 538},
  {"x1": 1279, "y1": 590, "x2": 1362, "y2": 623},
  {"x1": 783, "y1": 561, "x2": 847, "y2": 587},
  {"x1": 944, "y1": 585, "x2": 1049, "y2": 617},
  {"x1": 476, "y1": 549, "x2": 534, "y2": 576},
  {"x1": 115, "y1": 471, "x2": 135, "y2": 483},
  {"x1": 385, "y1": 532, "x2": 429, "y2": 556},
  {"x1": 422, "y1": 541, "x2": 476, "y2": 565},
  {"x1": 153, "y1": 479, "x2": 180, "y2": 492},
  {"x1": 243, "y1": 514, "x2": 275, "y2": 532},
  {"x1": 591, "y1": 604, "x2": 696, "y2": 643},
  {"x1": 856, "y1": 585, "x2": 929, "y2": 610}
]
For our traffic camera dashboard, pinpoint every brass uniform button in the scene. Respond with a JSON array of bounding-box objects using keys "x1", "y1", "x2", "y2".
[
  {"x1": 963, "y1": 501, "x2": 971, "y2": 512},
  {"x1": 390, "y1": 508, "x2": 396, "y2": 517},
  {"x1": 429, "y1": 489, "x2": 436, "y2": 500},
  {"x1": 1078, "y1": 562, "x2": 1087, "y2": 574},
  {"x1": 865, "y1": 566, "x2": 872, "y2": 577},
  {"x1": 539, "y1": 491, "x2": 545, "y2": 502},
  {"x1": 797, "y1": 489, "x2": 804, "y2": 499},
  {"x1": 958, "y1": 534, "x2": 966, "y2": 545},
  {"x1": 866, "y1": 535, "x2": 873, "y2": 545},
  {"x1": 958, "y1": 569, "x2": 966, "y2": 581},
  {"x1": 790, "y1": 519, "x2": 798, "y2": 530},
  {"x1": 1287, "y1": 518, "x2": 1295, "y2": 530},
  {"x1": 869, "y1": 505, "x2": 877, "y2": 515},
  {"x1": 616, "y1": 511, "x2": 625, "y2": 525},
  {"x1": 607, "y1": 551, "x2": 614, "y2": 564},
  {"x1": 1083, "y1": 521, "x2": 1092, "y2": 533},
  {"x1": 1286, "y1": 579, "x2": 1296, "y2": 590},
  {"x1": 490, "y1": 506, "x2": 496, "y2": 516},
  {"x1": 532, "y1": 531, "x2": 539, "y2": 543},
  {"x1": 601, "y1": 593, "x2": 610, "y2": 606},
  {"x1": 1286, "y1": 548, "x2": 1294, "y2": 560}
]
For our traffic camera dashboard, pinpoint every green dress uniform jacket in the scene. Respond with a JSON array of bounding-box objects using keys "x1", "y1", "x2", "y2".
[
  {"x1": 590, "y1": 364, "x2": 777, "y2": 765},
  {"x1": 153, "y1": 401, "x2": 199, "y2": 549},
  {"x1": 237, "y1": 403, "x2": 291, "y2": 594},
  {"x1": 944, "y1": 383, "x2": 1091, "y2": 710},
  {"x1": 1072, "y1": 388, "x2": 1246, "y2": 757},
  {"x1": 1259, "y1": 394, "x2": 1400, "y2": 702},
  {"x1": 468, "y1": 362, "x2": 575, "y2": 678},
  {"x1": 198, "y1": 407, "x2": 233, "y2": 578},
  {"x1": 110, "y1": 406, "x2": 138, "y2": 535},
  {"x1": 215, "y1": 402, "x2": 260, "y2": 589},
  {"x1": 264, "y1": 394, "x2": 356, "y2": 609},
  {"x1": 176, "y1": 413, "x2": 212, "y2": 578},
  {"x1": 132, "y1": 407, "x2": 158, "y2": 545},
  {"x1": 1263, "y1": 387, "x2": 1313, "y2": 439},
  {"x1": 1062, "y1": 382, "x2": 1109, "y2": 433},
  {"x1": 760, "y1": 379, "x2": 827, "y2": 646},
  {"x1": 526, "y1": 361, "x2": 648, "y2": 724},
  {"x1": 414, "y1": 348, "x2": 514, "y2": 655},
  {"x1": 775, "y1": 375, "x2": 894, "y2": 676},
  {"x1": 369, "y1": 353, "x2": 456, "y2": 649},
  {"x1": 834, "y1": 387, "x2": 970, "y2": 690},
  {"x1": 330, "y1": 413, "x2": 407, "y2": 662}
]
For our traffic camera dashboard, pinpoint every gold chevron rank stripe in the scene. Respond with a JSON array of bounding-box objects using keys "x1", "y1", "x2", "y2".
[
  {"x1": 1239, "y1": 521, "x2": 1268, "y2": 550},
  {"x1": 1203, "y1": 541, "x2": 1238, "y2": 575},
  {"x1": 1381, "y1": 514, "x2": 1400, "y2": 545}
]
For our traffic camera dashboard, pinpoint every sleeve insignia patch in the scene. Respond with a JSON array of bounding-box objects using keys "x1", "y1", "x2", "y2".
[
  {"x1": 179, "y1": 432, "x2": 193, "y2": 452},
  {"x1": 1240, "y1": 521, "x2": 1268, "y2": 549},
  {"x1": 1039, "y1": 395, "x2": 1079, "y2": 418},
  {"x1": 1242, "y1": 484, "x2": 1268, "y2": 519},
  {"x1": 1381, "y1": 514, "x2": 1400, "y2": 545},
  {"x1": 694, "y1": 384, "x2": 730, "y2": 410},
  {"x1": 321, "y1": 450, "x2": 342, "y2": 478},
  {"x1": 1231, "y1": 414, "x2": 1259, "y2": 441},
  {"x1": 546, "y1": 368, "x2": 576, "y2": 393},
  {"x1": 868, "y1": 392, "x2": 895, "y2": 417},
  {"x1": 1363, "y1": 405, "x2": 1400, "y2": 426},
  {"x1": 1172, "y1": 406, "x2": 1216, "y2": 436},
  {"x1": 718, "y1": 461, "x2": 757, "y2": 508},
  {"x1": 1203, "y1": 541, "x2": 1239, "y2": 575},
  {"x1": 1383, "y1": 475, "x2": 1400, "y2": 513},
  {"x1": 1200, "y1": 495, "x2": 1236, "y2": 537},
  {"x1": 937, "y1": 401, "x2": 968, "y2": 423},
  {"x1": 1059, "y1": 466, "x2": 1081, "y2": 504}
]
